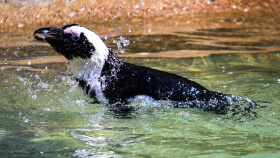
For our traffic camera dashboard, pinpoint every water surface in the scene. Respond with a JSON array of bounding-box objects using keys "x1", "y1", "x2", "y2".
[{"x1": 0, "y1": 23, "x2": 280, "y2": 157}]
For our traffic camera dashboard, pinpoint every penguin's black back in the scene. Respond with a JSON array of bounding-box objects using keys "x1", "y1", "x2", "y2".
[{"x1": 101, "y1": 50, "x2": 212, "y2": 103}]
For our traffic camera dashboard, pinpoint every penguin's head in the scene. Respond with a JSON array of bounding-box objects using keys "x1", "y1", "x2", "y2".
[{"x1": 34, "y1": 24, "x2": 108, "y2": 61}]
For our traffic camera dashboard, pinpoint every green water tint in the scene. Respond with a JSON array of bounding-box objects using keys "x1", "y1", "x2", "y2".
[{"x1": 0, "y1": 25, "x2": 280, "y2": 157}]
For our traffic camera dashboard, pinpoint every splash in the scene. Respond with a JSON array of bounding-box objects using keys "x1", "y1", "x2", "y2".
[{"x1": 113, "y1": 36, "x2": 130, "y2": 54}]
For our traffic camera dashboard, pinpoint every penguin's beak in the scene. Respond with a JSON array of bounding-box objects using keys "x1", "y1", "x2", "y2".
[{"x1": 34, "y1": 27, "x2": 63, "y2": 42}]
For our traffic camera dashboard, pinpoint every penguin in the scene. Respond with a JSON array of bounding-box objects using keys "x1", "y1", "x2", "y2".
[{"x1": 33, "y1": 24, "x2": 256, "y2": 114}]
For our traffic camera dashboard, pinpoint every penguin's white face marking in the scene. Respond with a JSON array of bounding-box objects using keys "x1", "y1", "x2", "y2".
[
  {"x1": 62, "y1": 25, "x2": 108, "y2": 71},
  {"x1": 63, "y1": 27, "x2": 81, "y2": 37},
  {"x1": 63, "y1": 25, "x2": 109, "y2": 65},
  {"x1": 34, "y1": 24, "x2": 109, "y2": 103}
]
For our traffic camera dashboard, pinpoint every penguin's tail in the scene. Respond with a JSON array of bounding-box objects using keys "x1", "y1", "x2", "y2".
[
  {"x1": 174, "y1": 92, "x2": 258, "y2": 121},
  {"x1": 203, "y1": 93, "x2": 258, "y2": 121}
]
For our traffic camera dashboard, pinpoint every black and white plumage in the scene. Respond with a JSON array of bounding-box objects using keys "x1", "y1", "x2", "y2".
[{"x1": 34, "y1": 24, "x2": 256, "y2": 114}]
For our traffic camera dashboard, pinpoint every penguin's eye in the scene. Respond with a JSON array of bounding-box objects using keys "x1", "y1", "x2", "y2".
[{"x1": 71, "y1": 35, "x2": 80, "y2": 41}]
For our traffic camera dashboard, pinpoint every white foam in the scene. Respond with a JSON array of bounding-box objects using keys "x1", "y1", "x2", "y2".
[{"x1": 126, "y1": 95, "x2": 154, "y2": 103}]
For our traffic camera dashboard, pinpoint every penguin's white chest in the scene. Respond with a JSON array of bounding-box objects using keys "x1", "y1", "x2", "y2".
[{"x1": 69, "y1": 57, "x2": 108, "y2": 103}]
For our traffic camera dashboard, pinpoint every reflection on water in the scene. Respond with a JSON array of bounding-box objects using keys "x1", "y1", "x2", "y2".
[
  {"x1": 106, "y1": 33, "x2": 261, "y2": 54},
  {"x1": 0, "y1": 24, "x2": 280, "y2": 157},
  {"x1": 219, "y1": 40, "x2": 280, "y2": 47}
]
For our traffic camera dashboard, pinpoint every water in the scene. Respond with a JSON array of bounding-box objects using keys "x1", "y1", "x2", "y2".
[{"x1": 0, "y1": 22, "x2": 280, "y2": 157}]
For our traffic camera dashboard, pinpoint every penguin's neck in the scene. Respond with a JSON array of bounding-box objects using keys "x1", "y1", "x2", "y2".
[
  {"x1": 101, "y1": 49, "x2": 124, "y2": 75},
  {"x1": 69, "y1": 57, "x2": 102, "y2": 80},
  {"x1": 68, "y1": 55, "x2": 110, "y2": 103}
]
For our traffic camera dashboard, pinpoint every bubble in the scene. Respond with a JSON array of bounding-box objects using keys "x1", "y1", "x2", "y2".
[
  {"x1": 113, "y1": 36, "x2": 130, "y2": 54},
  {"x1": 23, "y1": 117, "x2": 29, "y2": 123},
  {"x1": 14, "y1": 51, "x2": 19, "y2": 57},
  {"x1": 32, "y1": 95, "x2": 37, "y2": 99},
  {"x1": 17, "y1": 67, "x2": 22, "y2": 71}
]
